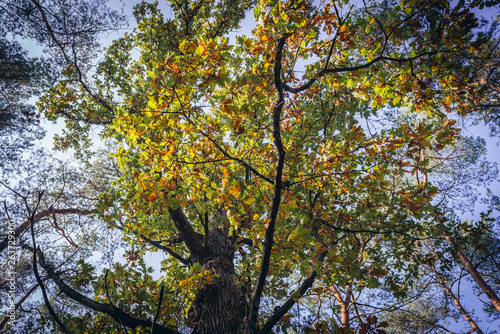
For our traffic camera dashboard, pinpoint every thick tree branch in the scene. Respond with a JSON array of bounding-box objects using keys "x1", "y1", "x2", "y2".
[
  {"x1": 248, "y1": 33, "x2": 290, "y2": 333},
  {"x1": 32, "y1": 247, "x2": 179, "y2": 334},
  {"x1": 168, "y1": 206, "x2": 204, "y2": 260},
  {"x1": 260, "y1": 251, "x2": 327, "y2": 334}
]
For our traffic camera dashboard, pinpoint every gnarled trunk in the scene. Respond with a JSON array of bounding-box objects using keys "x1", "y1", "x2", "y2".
[{"x1": 189, "y1": 227, "x2": 244, "y2": 334}]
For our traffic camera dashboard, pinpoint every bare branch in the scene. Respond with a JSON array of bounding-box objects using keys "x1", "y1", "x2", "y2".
[{"x1": 0, "y1": 208, "x2": 93, "y2": 254}]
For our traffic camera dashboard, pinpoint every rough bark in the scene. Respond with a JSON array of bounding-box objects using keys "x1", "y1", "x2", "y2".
[
  {"x1": 169, "y1": 207, "x2": 243, "y2": 333},
  {"x1": 188, "y1": 227, "x2": 243, "y2": 334}
]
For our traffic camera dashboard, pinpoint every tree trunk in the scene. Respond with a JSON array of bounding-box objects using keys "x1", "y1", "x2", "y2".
[
  {"x1": 330, "y1": 284, "x2": 350, "y2": 329},
  {"x1": 431, "y1": 264, "x2": 484, "y2": 334},
  {"x1": 189, "y1": 227, "x2": 244, "y2": 334},
  {"x1": 445, "y1": 236, "x2": 500, "y2": 314}
]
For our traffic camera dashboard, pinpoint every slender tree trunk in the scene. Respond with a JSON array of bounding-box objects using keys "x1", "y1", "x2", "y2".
[
  {"x1": 431, "y1": 264, "x2": 484, "y2": 334},
  {"x1": 445, "y1": 236, "x2": 500, "y2": 314},
  {"x1": 330, "y1": 284, "x2": 350, "y2": 329}
]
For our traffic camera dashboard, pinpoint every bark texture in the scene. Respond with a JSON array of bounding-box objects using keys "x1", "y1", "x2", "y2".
[{"x1": 189, "y1": 227, "x2": 243, "y2": 334}]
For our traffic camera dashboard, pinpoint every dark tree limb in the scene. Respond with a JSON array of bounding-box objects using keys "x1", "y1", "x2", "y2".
[
  {"x1": 260, "y1": 251, "x2": 327, "y2": 334},
  {"x1": 248, "y1": 33, "x2": 291, "y2": 333},
  {"x1": 168, "y1": 206, "x2": 204, "y2": 261},
  {"x1": 112, "y1": 223, "x2": 191, "y2": 266},
  {"x1": 283, "y1": 51, "x2": 444, "y2": 94},
  {"x1": 151, "y1": 285, "x2": 165, "y2": 334},
  {"x1": 138, "y1": 234, "x2": 191, "y2": 266},
  {"x1": 30, "y1": 246, "x2": 179, "y2": 334}
]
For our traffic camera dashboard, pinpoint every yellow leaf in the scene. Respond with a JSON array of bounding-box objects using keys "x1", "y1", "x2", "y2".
[
  {"x1": 148, "y1": 99, "x2": 157, "y2": 109},
  {"x1": 288, "y1": 229, "x2": 300, "y2": 241},
  {"x1": 282, "y1": 200, "x2": 298, "y2": 210},
  {"x1": 244, "y1": 39, "x2": 253, "y2": 49},
  {"x1": 243, "y1": 196, "x2": 256, "y2": 204},
  {"x1": 229, "y1": 186, "x2": 241, "y2": 198}
]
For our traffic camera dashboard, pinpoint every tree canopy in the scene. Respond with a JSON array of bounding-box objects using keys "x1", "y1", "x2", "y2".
[{"x1": 2, "y1": 0, "x2": 500, "y2": 333}]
